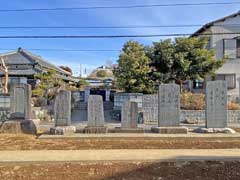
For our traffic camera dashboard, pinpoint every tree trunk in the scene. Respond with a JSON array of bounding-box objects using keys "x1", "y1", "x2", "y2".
[{"x1": 0, "y1": 57, "x2": 8, "y2": 94}]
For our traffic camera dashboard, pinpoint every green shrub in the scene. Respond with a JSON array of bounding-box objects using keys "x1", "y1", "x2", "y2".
[{"x1": 96, "y1": 70, "x2": 107, "y2": 77}]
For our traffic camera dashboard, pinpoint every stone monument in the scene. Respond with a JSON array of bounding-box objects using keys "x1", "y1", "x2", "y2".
[
  {"x1": 0, "y1": 84, "x2": 39, "y2": 134},
  {"x1": 50, "y1": 90, "x2": 76, "y2": 135},
  {"x1": 206, "y1": 80, "x2": 228, "y2": 128},
  {"x1": 151, "y1": 83, "x2": 188, "y2": 134},
  {"x1": 115, "y1": 101, "x2": 143, "y2": 133},
  {"x1": 84, "y1": 95, "x2": 107, "y2": 133},
  {"x1": 10, "y1": 83, "x2": 32, "y2": 120}
]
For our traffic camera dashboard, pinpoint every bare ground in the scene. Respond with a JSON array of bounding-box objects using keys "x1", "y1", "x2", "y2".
[
  {"x1": 0, "y1": 161, "x2": 239, "y2": 180},
  {"x1": 0, "y1": 134, "x2": 240, "y2": 150}
]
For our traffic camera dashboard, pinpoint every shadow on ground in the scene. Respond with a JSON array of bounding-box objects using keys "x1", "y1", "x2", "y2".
[{"x1": 0, "y1": 159, "x2": 239, "y2": 180}]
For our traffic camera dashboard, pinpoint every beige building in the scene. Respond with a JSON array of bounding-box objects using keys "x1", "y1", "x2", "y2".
[{"x1": 192, "y1": 11, "x2": 240, "y2": 96}]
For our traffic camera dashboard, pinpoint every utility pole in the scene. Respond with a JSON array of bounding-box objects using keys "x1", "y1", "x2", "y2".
[{"x1": 79, "y1": 64, "x2": 82, "y2": 78}]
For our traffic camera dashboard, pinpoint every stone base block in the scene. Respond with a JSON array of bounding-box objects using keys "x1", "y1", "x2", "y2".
[
  {"x1": 50, "y1": 126, "x2": 76, "y2": 135},
  {"x1": 193, "y1": 127, "x2": 236, "y2": 134},
  {"x1": 84, "y1": 126, "x2": 107, "y2": 134},
  {"x1": 151, "y1": 127, "x2": 188, "y2": 134},
  {"x1": 0, "y1": 119, "x2": 40, "y2": 134},
  {"x1": 114, "y1": 127, "x2": 144, "y2": 133}
]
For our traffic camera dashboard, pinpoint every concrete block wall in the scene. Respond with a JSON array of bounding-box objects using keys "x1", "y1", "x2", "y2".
[{"x1": 114, "y1": 93, "x2": 143, "y2": 110}]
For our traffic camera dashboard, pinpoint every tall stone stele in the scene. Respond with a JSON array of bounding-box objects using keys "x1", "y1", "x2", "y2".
[
  {"x1": 10, "y1": 83, "x2": 32, "y2": 120},
  {"x1": 121, "y1": 101, "x2": 138, "y2": 129},
  {"x1": 206, "y1": 80, "x2": 228, "y2": 128},
  {"x1": 158, "y1": 83, "x2": 180, "y2": 127},
  {"x1": 87, "y1": 95, "x2": 104, "y2": 127},
  {"x1": 2, "y1": 83, "x2": 38, "y2": 134},
  {"x1": 50, "y1": 90, "x2": 76, "y2": 135},
  {"x1": 54, "y1": 90, "x2": 71, "y2": 126},
  {"x1": 151, "y1": 83, "x2": 187, "y2": 134},
  {"x1": 85, "y1": 95, "x2": 107, "y2": 133}
]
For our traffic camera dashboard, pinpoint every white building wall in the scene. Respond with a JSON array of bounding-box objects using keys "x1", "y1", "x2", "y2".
[{"x1": 208, "y1": 15, "x2": 240, "y2": 95}]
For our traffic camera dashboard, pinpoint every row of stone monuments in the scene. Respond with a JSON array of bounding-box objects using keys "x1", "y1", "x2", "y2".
[
  {"x1": 152, "y1": 80, "x2": 228, "y2": 133},
  {"x1": 50, "y1": 80, "x2": 229, "y2": 135},
  {"x1": 50, "y1": 91, "x2": 143, "y2": 134}
]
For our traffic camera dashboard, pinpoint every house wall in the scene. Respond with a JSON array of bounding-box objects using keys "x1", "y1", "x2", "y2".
[{"x1": 209, "y1": 16, "x2": 240, "y2": 95}]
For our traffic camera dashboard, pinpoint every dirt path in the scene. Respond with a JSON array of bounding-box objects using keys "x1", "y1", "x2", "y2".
[{"x1": 0, "y1": 149, "x2": 239, "y2": 162}]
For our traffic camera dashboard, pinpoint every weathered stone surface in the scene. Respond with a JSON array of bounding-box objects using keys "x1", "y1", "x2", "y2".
[
  {"x1": 10, "y1": 84, "x2": 32, "y2": 120},
  {"x1": 114, "y1": 127, "x2": 144, "y2": 133},
  {"x1": 121, "y1": 101, "x2": 138, "y2": 129},
  {"x1": 151, "y1": 127, "x2": 188, "y2": 134},
  {"x1": 50, "y1": 126, "x2": 76, "y2": 135},
  {"x1": 0, "y1": 119, "x2": 39, "y2": 134},
  {"x1": 206, "y1": 80, "x2": 228, "y2": 128},
  {"x1": 193, "y1": 127, "x2": 235, "y2": 134},
  {"x1": 84, "y1": 126, "x2": 107, "y2": 134},
  {"x1": 181, "y1": 118, "x2": 198, "y2": 124},
  {"x1": 84, "y1": 87, "x2": 90, "y2": 102},
  {"x1": 158, "y1": 84, "x2": 180, "y2": 127},
  {"x1": 142, "y1": 94, "x2": 158, "y2": 124},
  {"x1": 54, "y1": 90, "x2": 71, "y2": 126},
  {"x1": 87, "y1": 95, "x2": 104, "y2": 127}
]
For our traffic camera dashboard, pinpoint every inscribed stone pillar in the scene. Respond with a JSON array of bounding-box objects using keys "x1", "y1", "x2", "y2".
[
  {"x1": 105, "y1": 88, "x2": 111, "y2": 102},
  {"x1": 121, "y1": 101, "x2": 138, "y2": 129},
  {"x1": 84, "y1": 87, "x2": 90, "y2": 102},
  {"x1": 54, "y1": 90, "x2": 71, "y2": 126},
  {"x1": 206, "y1": 80, "x2": 228, "y2": 128},
  {"x1": 158, "y1": 84, "x2": 180, "y2": 127},
  {"x1": 87, "y1": 95, "x2": 104, "y2": 127},
  {"x1": 10, "y1": 83, "x2": 32, "y2": 120}
]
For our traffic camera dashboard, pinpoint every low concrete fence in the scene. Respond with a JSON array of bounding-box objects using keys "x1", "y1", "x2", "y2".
[
  {"x1": 0, "y1": 94, "x2": 10, "y2": 121},
  {"x1": 114, "y1": 93, "x2": 143, "y2": 110},
  {"x1": 0, "y1": 94, "x2": 10, "y2": 110},
  {"x1": 143, "y1": 110, "x2": 240, "y2": 125}
]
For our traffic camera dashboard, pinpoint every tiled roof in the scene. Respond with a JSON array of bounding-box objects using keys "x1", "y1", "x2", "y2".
[
  {"x1": 192, "y1": 11, "x2": 240, "y2": 36},
  {"x1": 0, "y1": 48, "x2": 71, "y2": 76},
  {"x1": 19, "y1": 49, "x2": 72, "y2": 76}
]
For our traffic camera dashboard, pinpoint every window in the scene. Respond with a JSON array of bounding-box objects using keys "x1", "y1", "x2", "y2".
[
  {"x1": 193, "y1": 80, "x2": 204, "y2": 89},
  {"x1": 216, "y1": 74, "x2": 236, "y2": 89},
  {"x1": 237, "y1": 39, "x2": 240, "y2": 58},
  {"x1": 223, "y1": 39, "x2": 236, "y2": 59},
  {"x1": 223, "y1": 38, "x2": 240, "y2": 59}
]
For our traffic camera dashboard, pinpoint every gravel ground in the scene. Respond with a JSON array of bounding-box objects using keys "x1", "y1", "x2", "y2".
[{"x1": 0, "y1": 161, "x2": 239, "y2": 180}]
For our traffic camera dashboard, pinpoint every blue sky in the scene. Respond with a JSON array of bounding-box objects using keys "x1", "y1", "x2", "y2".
[{"x1": 0, "y1": 0, "x2": 240, "y2": 76}]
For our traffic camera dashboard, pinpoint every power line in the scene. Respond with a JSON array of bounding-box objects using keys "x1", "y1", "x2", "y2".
[
  {"x1": 0, "y1": 2, "x2": 240, "y2": 12},
  {"x1": 1, "y1": 24, "x2": 240, "y2": 29},
  {"x1": 0, "y1": 32, "x2": 240, "y2": 38},
  {"x1": 0, "y1": 48, "x2": 120, "y2": 52}
]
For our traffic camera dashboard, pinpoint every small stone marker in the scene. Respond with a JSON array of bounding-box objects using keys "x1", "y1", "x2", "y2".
[
  {"x1": 54, "y1": 90, "x2": 71, "y2": 126},
  {"x1": 151, "y1": 83, "x2": 187, "y2": 134},
  {"x1": 115, "y1": 101, "x2": 143, "y2": 133},
  {"x1": 206, "y1": 80, "x2": 228, "y2": 128},
  {"x1": 10, "y1": 83, "x2": 32, "y2": 120},
  {"x1": 158, "y1": 83, "x2": 180, "y2": 127},
  {"x1": 85, "y1": 95, "x2": 107, "y2": 133},
  {"x1": 121, "y1": 101, "x2": 138, "y2": 129},
  {"x1": 50, "y1": 90, "x2": 76, "y2": 135}
]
